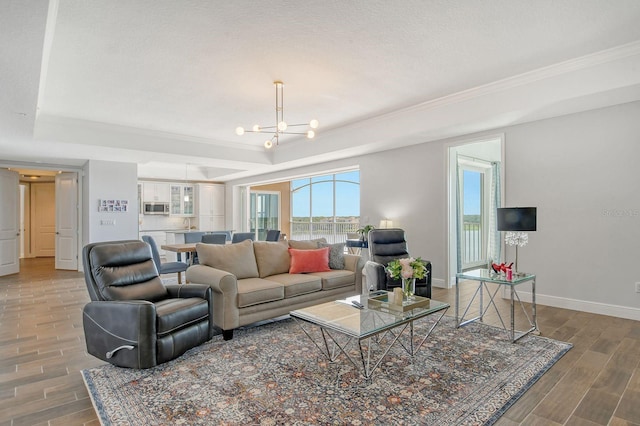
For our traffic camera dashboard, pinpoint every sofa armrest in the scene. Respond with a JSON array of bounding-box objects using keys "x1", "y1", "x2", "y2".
[
  {"x1": 342, "y1": 253, "x2": 361, "y2": 272},
  {"x1": 363, "y1": 261, "x2": 387, "y2": 292},
  {"x1": 343, "y1": 254, "x2": 364, "y2": 293},
  {"x1": 185, "y1": 264, "x2": 241, "y2": 332},
  {"x1": 82, "y1": 301, "x2": 157, "y2": 368}
]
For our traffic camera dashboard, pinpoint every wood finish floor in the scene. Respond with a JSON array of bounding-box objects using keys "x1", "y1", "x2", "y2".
[{"x1": 1, "y1": 258, "x2": 639, "y2": 425}]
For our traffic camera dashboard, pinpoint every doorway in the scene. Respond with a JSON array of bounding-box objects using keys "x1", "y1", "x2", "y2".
[
  {"x1": 250, "y1": 191, "x2": 280, "y2": 241},
  {"x1": 0, "y1": 166, "x2": 80, "y2": 276},
  {"x1": 447, "y1": 136, "x2": 504, "y2": 287}
]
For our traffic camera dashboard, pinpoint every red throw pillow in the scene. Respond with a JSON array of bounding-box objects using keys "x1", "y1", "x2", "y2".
[{"x1": 288, "y1": 247, "x2": 331, "y2": 274}]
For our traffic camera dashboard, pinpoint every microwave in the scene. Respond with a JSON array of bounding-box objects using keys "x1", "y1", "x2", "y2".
[{"x1": 143, "y1": 202, "x2": 170, "y2": 215}]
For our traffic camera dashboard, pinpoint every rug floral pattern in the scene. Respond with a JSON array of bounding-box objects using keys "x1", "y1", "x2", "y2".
[{"x1": 82, "y1": 316, "x2": 571, "y2": 425}]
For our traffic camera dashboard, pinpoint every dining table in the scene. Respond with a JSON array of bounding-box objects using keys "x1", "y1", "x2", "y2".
[{"x1": 161, "y1": 243, "x2": 197, "y2": 264}]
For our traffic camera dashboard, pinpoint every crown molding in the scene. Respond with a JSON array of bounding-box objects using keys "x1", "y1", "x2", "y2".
[{"x1": 376, "y1": 40, "x2": 640, "y2": 120}]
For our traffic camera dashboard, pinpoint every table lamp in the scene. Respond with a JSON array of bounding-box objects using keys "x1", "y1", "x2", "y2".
[{"x1": 497, "y1": 207, "x2": 537, "y2": 274}]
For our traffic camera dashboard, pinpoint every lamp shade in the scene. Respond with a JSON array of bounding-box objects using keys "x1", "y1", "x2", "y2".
[
  {"x1": 497, "y1": 207, "x2": 537, "y2": 231},
  {"x1": 379, "y1": 219, "x2": 393, "y2": 229}
]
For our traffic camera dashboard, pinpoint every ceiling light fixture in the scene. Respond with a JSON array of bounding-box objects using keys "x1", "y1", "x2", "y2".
[{"x1": 235, "y1": 81, "x2": 318, "y2": 149}]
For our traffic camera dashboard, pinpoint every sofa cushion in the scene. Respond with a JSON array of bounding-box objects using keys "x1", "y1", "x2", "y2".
[
  {"x1": 307, "y1": 270, "x2": 355, "y2": 290},
  {"x1": 154, "y1": 297, "x2": 210, "y2": 337},
  {"x1": 253, "y1": 241, "x2": 290, "y2": 278},
  {"x1": 318, "y1": 242, "x2": 346, "y2": 270},
  {"x1": 289, "y1": 247, "x2": 331, "y2": 274},
  {"x1": 264, "y1": 273, "x2": 322, "y2": 298},
  {"x1": 287, "y1": 238, "x2": 327, "y2": 250},
  {"x1": 196, "y1": 240, "x2": 259, "y2": 279},
  {"x1": 237, "y1": 278, "x2": 284, "y2": 308}
]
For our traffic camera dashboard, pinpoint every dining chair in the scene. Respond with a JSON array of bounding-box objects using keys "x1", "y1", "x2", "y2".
[
  {"x1": 265, "y1": 229, "x2": 281, "y2": 241},
  {"x1": 141, "y1": 235, "x2": 188, "y2": 284},
  {"x1": 184, "y1": 232, "x2": 206, "y2": 264},
  {"x1": 231, "y1": 232, "x2": 255, "y2": 243},
  {"x1": 201, "y1": 233, "x2": 227, "y2": 244}
]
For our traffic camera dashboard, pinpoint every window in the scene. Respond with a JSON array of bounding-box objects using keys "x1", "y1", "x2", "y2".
[{"x1": 291, "y1": 170, "x2": 360, "y2": 243}]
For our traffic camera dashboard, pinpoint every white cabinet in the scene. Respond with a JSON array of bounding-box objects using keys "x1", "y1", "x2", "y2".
[
  {"x1": 197, "y1": 184, "x2": 225, "y2": 216},
  {"x1": 198, "y1": 215, "x2": 226, "y2": 232},
  {"x1": 142, "y1": 182, "x2": 170, "y2": 202},
  {"x1": 196, "y1": 184, "x2": 225, "y2": 231},
  {"x1": 170, "y1": 184, "x2": 195, "y2": 216}
]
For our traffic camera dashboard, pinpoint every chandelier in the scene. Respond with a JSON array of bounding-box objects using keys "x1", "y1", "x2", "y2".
[{"x1": 235, "y1": 81, "x2": 319, "y2": 149}]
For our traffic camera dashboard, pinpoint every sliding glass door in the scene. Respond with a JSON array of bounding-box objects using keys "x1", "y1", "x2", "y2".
[{"x1": 250, "y1": 191, "x2": 280, "y2": 241}]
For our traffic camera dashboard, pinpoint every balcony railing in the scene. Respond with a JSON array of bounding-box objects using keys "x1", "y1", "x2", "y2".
[
  {"x1": 290, "y1": 222, "x2": 360, "y2": 244},
  {"x1": 463, "y1": 220, "x2": 483, "y2": 266}
]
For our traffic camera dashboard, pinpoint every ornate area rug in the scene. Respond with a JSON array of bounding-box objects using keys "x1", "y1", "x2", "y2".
[{"x1": 82, "y1": 316, "x2": 571, "y2": 425}]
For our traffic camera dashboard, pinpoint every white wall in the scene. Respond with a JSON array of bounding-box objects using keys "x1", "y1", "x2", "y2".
[
  {"x1": 227, "y1": 101, "x2": 640, "y2": 320},
  {"x1": 83, "y1": 160, "x2": 139, "y2": 244},
  {"x1": 503, "y1": 101, "x2": 640, "y2": 319}
]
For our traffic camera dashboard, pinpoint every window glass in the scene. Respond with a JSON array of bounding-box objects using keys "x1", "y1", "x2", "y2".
[{"x1": 291, "y1": 170, "x2": 360, "y2": 243}]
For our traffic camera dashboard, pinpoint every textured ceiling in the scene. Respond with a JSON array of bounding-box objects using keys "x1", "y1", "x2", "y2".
[{"x1": 2, "y1": 0, "x2": 640, "y2": 181}]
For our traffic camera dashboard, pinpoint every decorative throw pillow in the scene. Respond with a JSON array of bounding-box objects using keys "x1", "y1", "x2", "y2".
[
  {"x1": 318, "y1": 242, "x2": 345, "y2": 270},
  {"x1": 288, "y1": 247, "x2": 331, "y2": 274},
  {"x1": 196, "y1": 239, "x2": 259, "y2": 279},
  {"x1": 253, "y1": 241, "x2": 290, "y2": 278},
  {"x1": 287, "y1": 238, "x2": 327, "y2": 250}
]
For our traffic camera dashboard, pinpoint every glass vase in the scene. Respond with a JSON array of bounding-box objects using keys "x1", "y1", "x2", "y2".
[{"x1": 402, "y1": 278, "x2": 416, "y2": 300}]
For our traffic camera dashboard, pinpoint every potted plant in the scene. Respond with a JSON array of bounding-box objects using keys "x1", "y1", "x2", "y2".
[{"x1": 357, "y1": 224, "x2": 375, "y2": 241}]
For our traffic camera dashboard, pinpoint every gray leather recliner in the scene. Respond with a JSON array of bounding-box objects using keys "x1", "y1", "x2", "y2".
[
  {"x1": 82, "y1": 240, "x2": 214, "y2": 368},
  {"x1": 363, "y1": 228, "x2": 432, "y2": 298}
]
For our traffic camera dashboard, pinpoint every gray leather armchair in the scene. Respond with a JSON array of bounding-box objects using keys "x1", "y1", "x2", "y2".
[
  {"x1": 363, "y1": 228, "x2": 432, "y2": 298},
  {"x1": 82, "y1": 240, "x2": 214, "y2": 368}
]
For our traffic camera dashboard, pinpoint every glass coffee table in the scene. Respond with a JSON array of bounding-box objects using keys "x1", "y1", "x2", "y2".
[{"x1": 290, "y1": 292, "x2": 449, "y2": 380}]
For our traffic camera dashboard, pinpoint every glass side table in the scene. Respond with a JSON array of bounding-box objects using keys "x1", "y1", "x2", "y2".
[{"x1": 455, "y1": 269, "x2": 539, "y2": 342}]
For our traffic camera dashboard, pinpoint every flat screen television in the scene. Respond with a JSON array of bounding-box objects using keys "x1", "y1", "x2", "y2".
[{"x1": 497, "y1": 207, "x2": 537, "y2": 231}]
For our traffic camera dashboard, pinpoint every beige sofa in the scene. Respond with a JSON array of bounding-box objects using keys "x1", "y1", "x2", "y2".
[{"x1": 186, "y1": 238, "x2": 363, "y2": 340}]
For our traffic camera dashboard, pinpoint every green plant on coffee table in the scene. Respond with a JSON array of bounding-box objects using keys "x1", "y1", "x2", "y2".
[{"x1": 386, "y1": 257, "x2": 427, "y2": 280}]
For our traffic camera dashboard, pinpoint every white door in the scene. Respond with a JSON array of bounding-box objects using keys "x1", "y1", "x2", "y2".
[
  {"x1": 0, "y1": 169, "x2": 20, "y2": 276},
  {"x1": 55, "y1": 172, "x2": 78, "y2": 270},
  {"x1": 33, "y1": 183, "x2": 56, "y2": 257}
]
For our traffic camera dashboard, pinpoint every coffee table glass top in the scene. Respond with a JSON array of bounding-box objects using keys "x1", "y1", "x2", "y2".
[
  {"x1": 457, "y1": 268, "x2": 535, "y2": 286},
  {"x1": 290, "y1": 293, "x2": 449, "y2": 339}
]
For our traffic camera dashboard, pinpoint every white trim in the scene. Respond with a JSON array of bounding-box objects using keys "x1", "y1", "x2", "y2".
[
  {"x1": 379, "y1": 40, "x2": 640, "y2": 119},
  {"x1": 507, "y1": 291, "x2": 640, "y2": 322},
  {"x1": 432, "y1": 278, "x2": 446, "y2": 289}
]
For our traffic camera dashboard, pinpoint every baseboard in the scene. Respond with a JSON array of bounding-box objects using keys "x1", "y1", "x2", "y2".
[
  {"x1": 432, "y1": 278, "x2": 447, "y2": 289},
  {"x1": 508, "y1": 290, "x2": 640, "y2": 322}
]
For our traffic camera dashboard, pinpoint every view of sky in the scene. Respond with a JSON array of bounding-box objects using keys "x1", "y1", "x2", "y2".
[
  {"x1": 292, "y1": 171, "x2": 360, "y2": 217},
  {"x1": 463, "y1": 170, "x2": 481, "y2": 215}
]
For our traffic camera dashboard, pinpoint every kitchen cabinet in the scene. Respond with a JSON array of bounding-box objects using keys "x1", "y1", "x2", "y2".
[
  {"x1": 142, "y1": 182, "x2": 170, "y2": 202},
  {"x1": 196, "y1": 184, "x2": 225, "y2": 231},
  {"x1": 198, "y1": 215, "x2": 226, "y2": 232},
  {"x1": 170, "y1": 184, "x2": 195, "y2": 216}
]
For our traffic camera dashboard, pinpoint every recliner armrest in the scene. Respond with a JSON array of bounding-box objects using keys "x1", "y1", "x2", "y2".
[
  {"x1": 165, "y1": 284, "x2": 215, "y2": 339},
  {"x1": 165, "y1": 283, "x2": 212, "y2": 301},
  {"x1": 82, "y1": 301, "x2": 157, "y2": 368}
]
